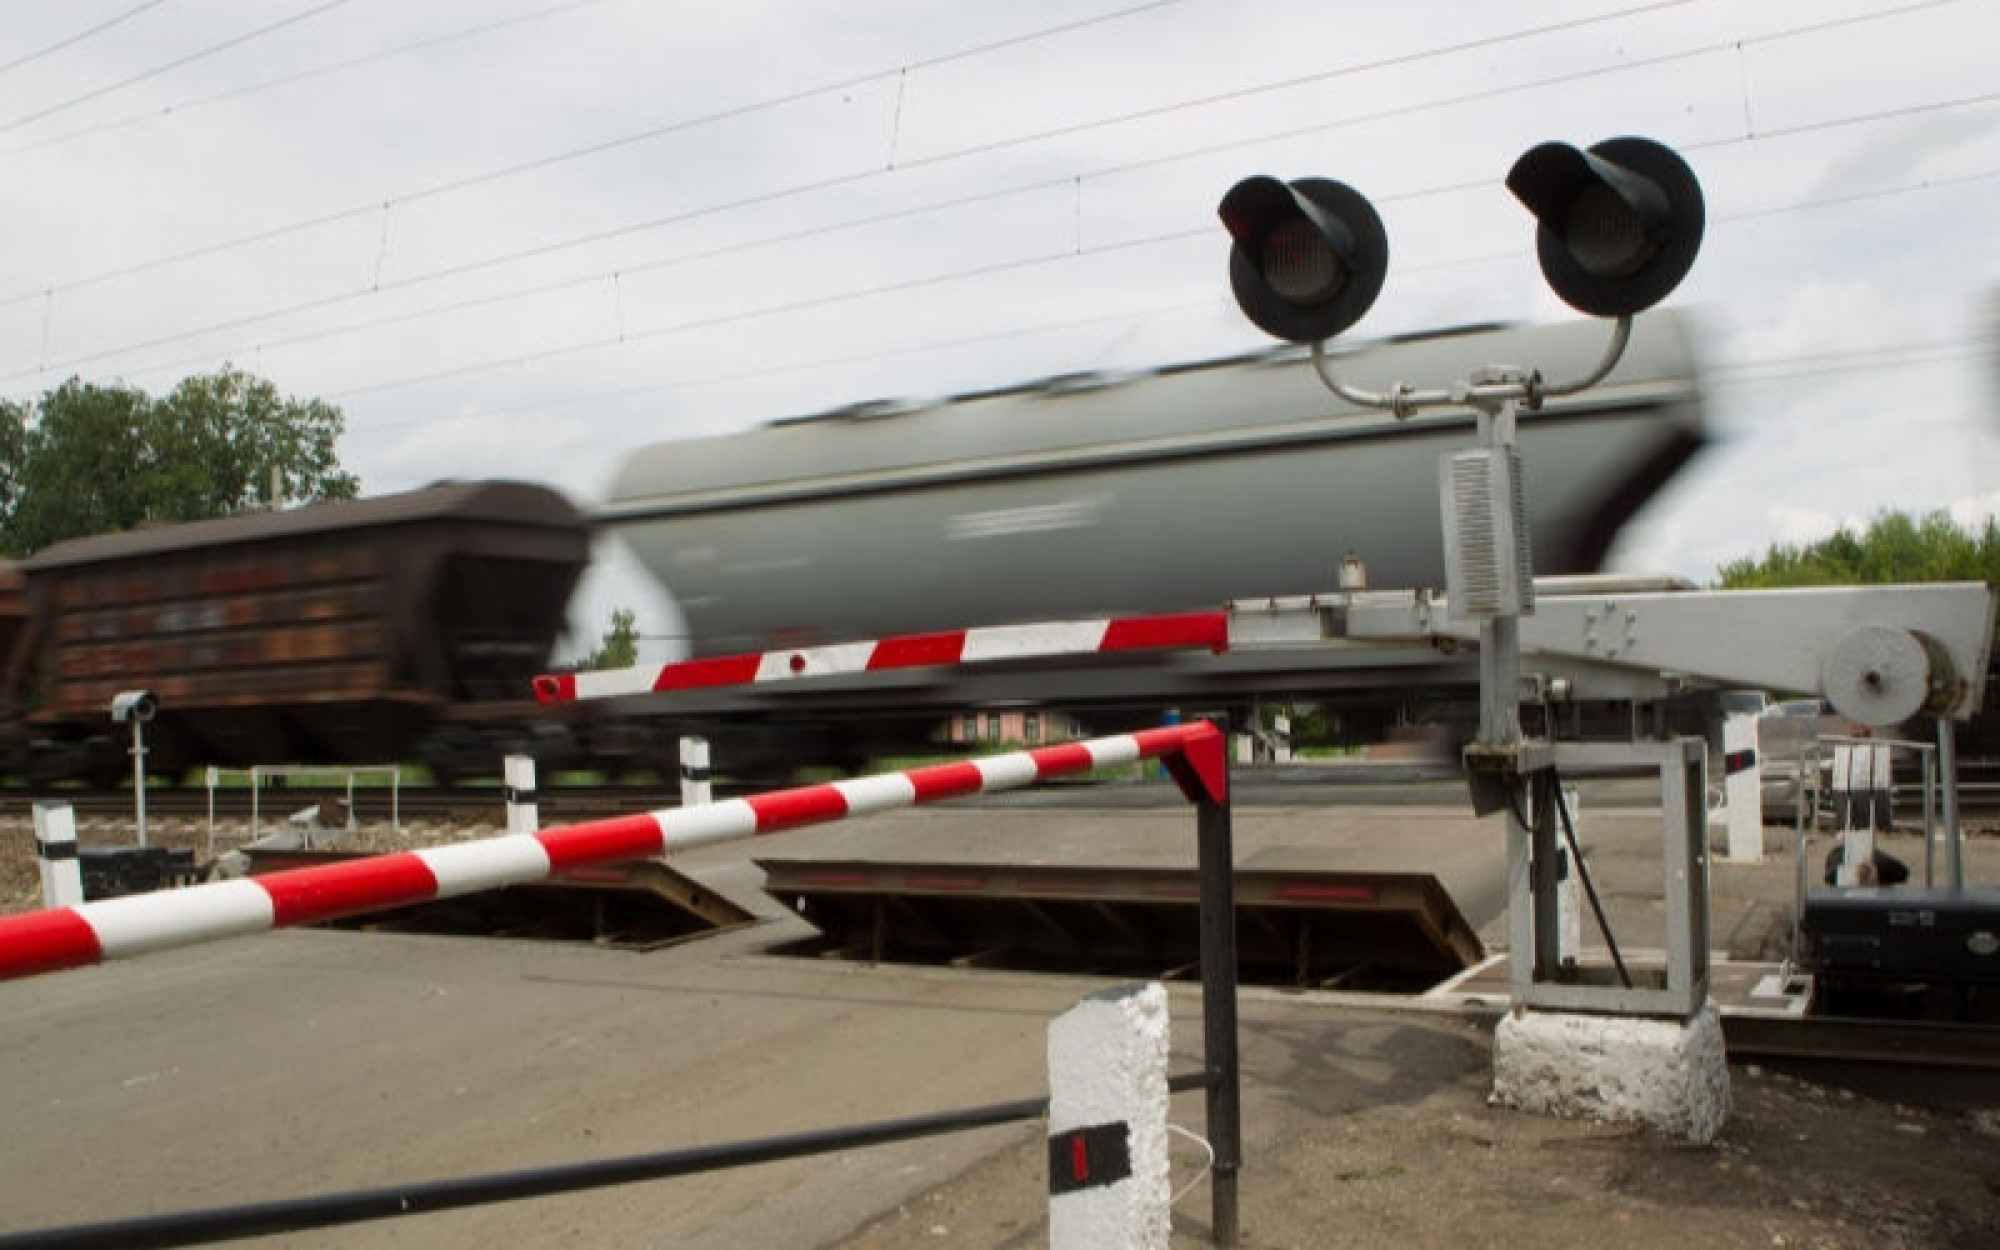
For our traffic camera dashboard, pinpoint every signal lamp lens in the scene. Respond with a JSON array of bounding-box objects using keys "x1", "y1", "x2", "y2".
[
  {"x1": 1260, "y1": 218, "x2": 1345, "y2": 305},
  {"x1": 1563, "y1": 183, "x2": 1658, "y2": 279}
]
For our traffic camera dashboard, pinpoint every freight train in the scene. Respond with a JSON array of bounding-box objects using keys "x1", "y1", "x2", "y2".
[
  {"x1": 0, "y1": 481, "x2": 599, "y2": 787},
  {"x1": 2, "y1": 313, "x2": 1712, "y2": 785}
]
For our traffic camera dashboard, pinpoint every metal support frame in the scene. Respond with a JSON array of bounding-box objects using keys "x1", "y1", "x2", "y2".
[
  {"x1": 1316, "y1": 316, "x2": 1723, "y2": 1024},
  {"x1": 1510, "y1": 739, "x2": 1711, "y2": 1017},
  {"x1": 1785, "y1": 727, "x2": 1963, "y2": 978},
  {"x1": 203, "y1": 763, "x2": 404, "y2": 856}
]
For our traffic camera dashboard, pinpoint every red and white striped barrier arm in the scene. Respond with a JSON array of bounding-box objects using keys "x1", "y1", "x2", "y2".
[
  {"x1": 0, "y1": 722, "x2": 1227, "y2": 983},
  {"x1": 533, "y1": 611, "x2": 1228, "y2": 704}
]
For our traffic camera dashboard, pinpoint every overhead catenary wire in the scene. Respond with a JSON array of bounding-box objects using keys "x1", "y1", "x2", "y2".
[
  {"x1": 6, "y1": 0, "x2": 1963, "y2": 318},
  {"x1": 0, "y1": 0, "x2": 360, "y2": 136},
  {"x1": 0, "y1": 0, "x2": 174, "y2": 78},
  {"x1": 40, "y1": 132, "x2": 1997, "y2": 416},
  {"x1": 10, "y1": 3, "x2": 1989, "y2": 393},
  {"x1": 0, "y1": 0, "x2": 1200, "y2": 309},
  {"x1": 296, "y1": 117, "x2": 2000, "y2": 407},
  {"x1": 0, "y1": 0, "x2": 634, "y2": 157}
]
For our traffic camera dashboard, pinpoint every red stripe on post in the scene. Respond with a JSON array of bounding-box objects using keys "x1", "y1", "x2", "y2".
[
  {"x1": 749, "y1": 785, "x2": 850, "y2": 833},
  {"x1": 1100, "y1": 611, "x2": 1229, "y2": 654},
  {"x1": 906, "y1": 760, "x2": 987, "y2": 803},
  {"x1": 653, "y1": 654, "x2": 764, "y2": 692},
  {"x1": 0, "y1": 909, "x2": 105, "y2": 979},
  {"x1": 258, "y1": 853, "x2": 441, "y2": 928},
  {"x1": 537, "y1": 814, "x2": 669, "y2": 873},
  {"x1": 866, "y1": 631, "x2": 967, "y2": 670}
]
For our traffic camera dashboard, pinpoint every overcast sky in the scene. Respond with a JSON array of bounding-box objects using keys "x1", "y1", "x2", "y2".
[{"x1": 1, "y1": 0, "x2": 1996, "y2": 660}]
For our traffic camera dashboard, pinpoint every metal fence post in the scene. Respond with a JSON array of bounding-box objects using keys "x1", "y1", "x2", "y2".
[{"x1": 1197, "y1": 790, "x2": 1240, "y2": 1247}]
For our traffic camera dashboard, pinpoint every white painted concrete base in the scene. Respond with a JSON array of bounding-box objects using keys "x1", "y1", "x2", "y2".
[
  {"x1": 1047, "y1": 982, "x2": 1171, "y2": 1250},
  {"x1": 1489, "y1": 1000, "x2": 1731, "y2": 1144}
]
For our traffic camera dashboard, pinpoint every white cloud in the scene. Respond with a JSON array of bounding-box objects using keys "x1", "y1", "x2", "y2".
[{"x1": 2, "y1": 0, "x2": 1997, "y2": 623}]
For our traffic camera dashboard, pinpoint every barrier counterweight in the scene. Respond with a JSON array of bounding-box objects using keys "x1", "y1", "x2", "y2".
[{"x1": 0, "y1": 724, "x2": 1228, "y2": 984}]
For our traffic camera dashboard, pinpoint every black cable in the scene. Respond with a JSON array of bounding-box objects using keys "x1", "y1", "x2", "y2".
[
  {"x1": 0, "y1": 0, "x2": 1741, "y2": 318},
  {"x1": 1545, "y1": 768, "x2": 1634, "y2": 989},
  {"x1": 0, "y1": 0, "x2": 173, "y2": 78},
  {"x1": 1, "y1": 0, "x2": 633, "y2": 156},
  {"x1": 0, "y1": 0, "x2": 360, "y2": 136},
  {"x1": 0, "y1": 0, "x2": 1200, "y2": 306},
  {"x1": 21, "y1": 45, "x2": 1998, "y2": 393}
]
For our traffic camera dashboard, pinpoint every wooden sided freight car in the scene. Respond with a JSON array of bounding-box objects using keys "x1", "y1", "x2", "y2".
[{"x1": 7, "y1": 480, "x2": 591, "y2": 786}]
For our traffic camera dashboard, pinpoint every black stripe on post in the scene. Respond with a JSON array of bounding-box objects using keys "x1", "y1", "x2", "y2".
[
  {"x1": 681, "y1": 765, "x2": 712, "y2": 783},
  {"x1": 1724, "y1": 749, "x2": 1757, "y2": 777},
  {"x1": 1047, "y1": 1122, "x2": 1131, "y2": 1196},
  {"x1": 504, "y1": 786, "x2": 537, "y2": 805},
  {"x1": 35, "y1": 839, "x2": 79, "y2": 861}
]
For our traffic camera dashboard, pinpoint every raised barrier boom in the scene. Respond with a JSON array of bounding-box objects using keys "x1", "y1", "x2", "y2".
[
  {"x1": 0, "y1": 723, "x2": 1228, "y2": 984},
  {"x1": 532, "y1": 611, "x2": 1228, "y2": 704}
]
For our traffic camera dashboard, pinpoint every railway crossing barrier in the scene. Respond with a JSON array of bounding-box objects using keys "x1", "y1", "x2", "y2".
[{"x1": 0, "y1": 721, "x2": 1242, "y2": 1248}]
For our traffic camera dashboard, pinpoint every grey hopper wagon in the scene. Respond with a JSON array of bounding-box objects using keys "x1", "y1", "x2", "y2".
[
  {"x1": 600, "y1": 313, "x2": 1703, "y2": 662},
  {"x1": 593, "y1": 315, "x2": 1703, "y2": 748}
]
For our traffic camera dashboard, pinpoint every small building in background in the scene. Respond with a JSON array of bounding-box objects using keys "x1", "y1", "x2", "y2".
[{"x1": 944, "y1": 707, "x2": 1084, "y2": 747}]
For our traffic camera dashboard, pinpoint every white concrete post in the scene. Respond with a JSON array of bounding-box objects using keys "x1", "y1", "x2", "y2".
[
  {"x1": 33, "y1": 802, "x2": 84, "y2": 909},
  {"x1": 504, "y1": 755, "x2": 538, "y2": 835},
  {"x1": 1554, "y1": 785, "x2": 1582, "y2": 964},
  {"x1": 1233, "y1": 733, "x2": 1255, "y2": 766},
  {"x1": 1271, "y1": 714, "x2": 1292, "y2": 764},
  {"x1": 679, "y1": 736, "x2": 712, "y2": 807},
  {"x1": 1833, "y1": 743, "x2": 1888, "y2": 885},
  {"x1": 1047, "y1": 982, "x2": 1171, "y2": 1250},
  {"x1": 1721, "y1": 713, "x2": 1763, "y2": 863}
]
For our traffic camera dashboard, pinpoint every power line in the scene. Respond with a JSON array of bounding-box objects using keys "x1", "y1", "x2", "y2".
[
  {"x1": 0, "y1": 0, "x2": 360, "y2": 135},
  {"x1": 0, "y1": 0, "x2": 1744, "y2": 375},
  {"x1": 327, "y1": 224, "x2": 1204, "y2": 401},
  {"x1": 318, "y1": 119, "x2": 2000, "y2": 421},
  {"x1": 18, "y1": 0, "x2": 1951, "y2": 319},
  {"x1": 0, "y1": 0, "x2": 634, "y2": 157},
  {"x1": 0, "y1": 0, "x2": 1195, "y2": 307},
  {"x1": 347, "y1": 295, "x2": 1228, "y2": 432},
  {"x1": 323, "y1": 132, "x2": 2000, "y2": 409},
  {"x1": 0, "y1": 0, "x2": 174, "y2": 78},
  {"x1": 24, "y1": 19, "x2": 1996, "y2": 391}
]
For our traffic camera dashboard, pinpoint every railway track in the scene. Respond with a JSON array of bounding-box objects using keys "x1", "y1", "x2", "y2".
[
  {"x1": 7, "y1": 783, "x2": 689, "y2": 825},
  {"x1": 17, "y1": 761, "x2": 2000, "y2": 824}
]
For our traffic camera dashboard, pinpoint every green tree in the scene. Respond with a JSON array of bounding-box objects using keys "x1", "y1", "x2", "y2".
[
  {"x1": 1716, "y1": 510, "x2": 2000, "y2": 590},
  {"x1": 148, "y1": 366, "x2": 357, "y2": 523},
  {"x1": 0, "y1": 398, "x2": 25, "y2": 534},
  {"x1": 587, "y1": 608, "x2": 641, "y2": 670},
  {"x1": 4, "y1": 378, "x2": 154, "y2": 556},
  {"x1": 0, "y1": 367, "x2": 360, "y2": 557}
]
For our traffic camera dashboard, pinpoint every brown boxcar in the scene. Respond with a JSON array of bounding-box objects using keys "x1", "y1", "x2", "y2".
[
  {"x1": 0, "y1": 561, "x2": 30, "y2": 719},
  {"x1": 12, "y1": 481, "x2": 589, "y2": 783}
]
